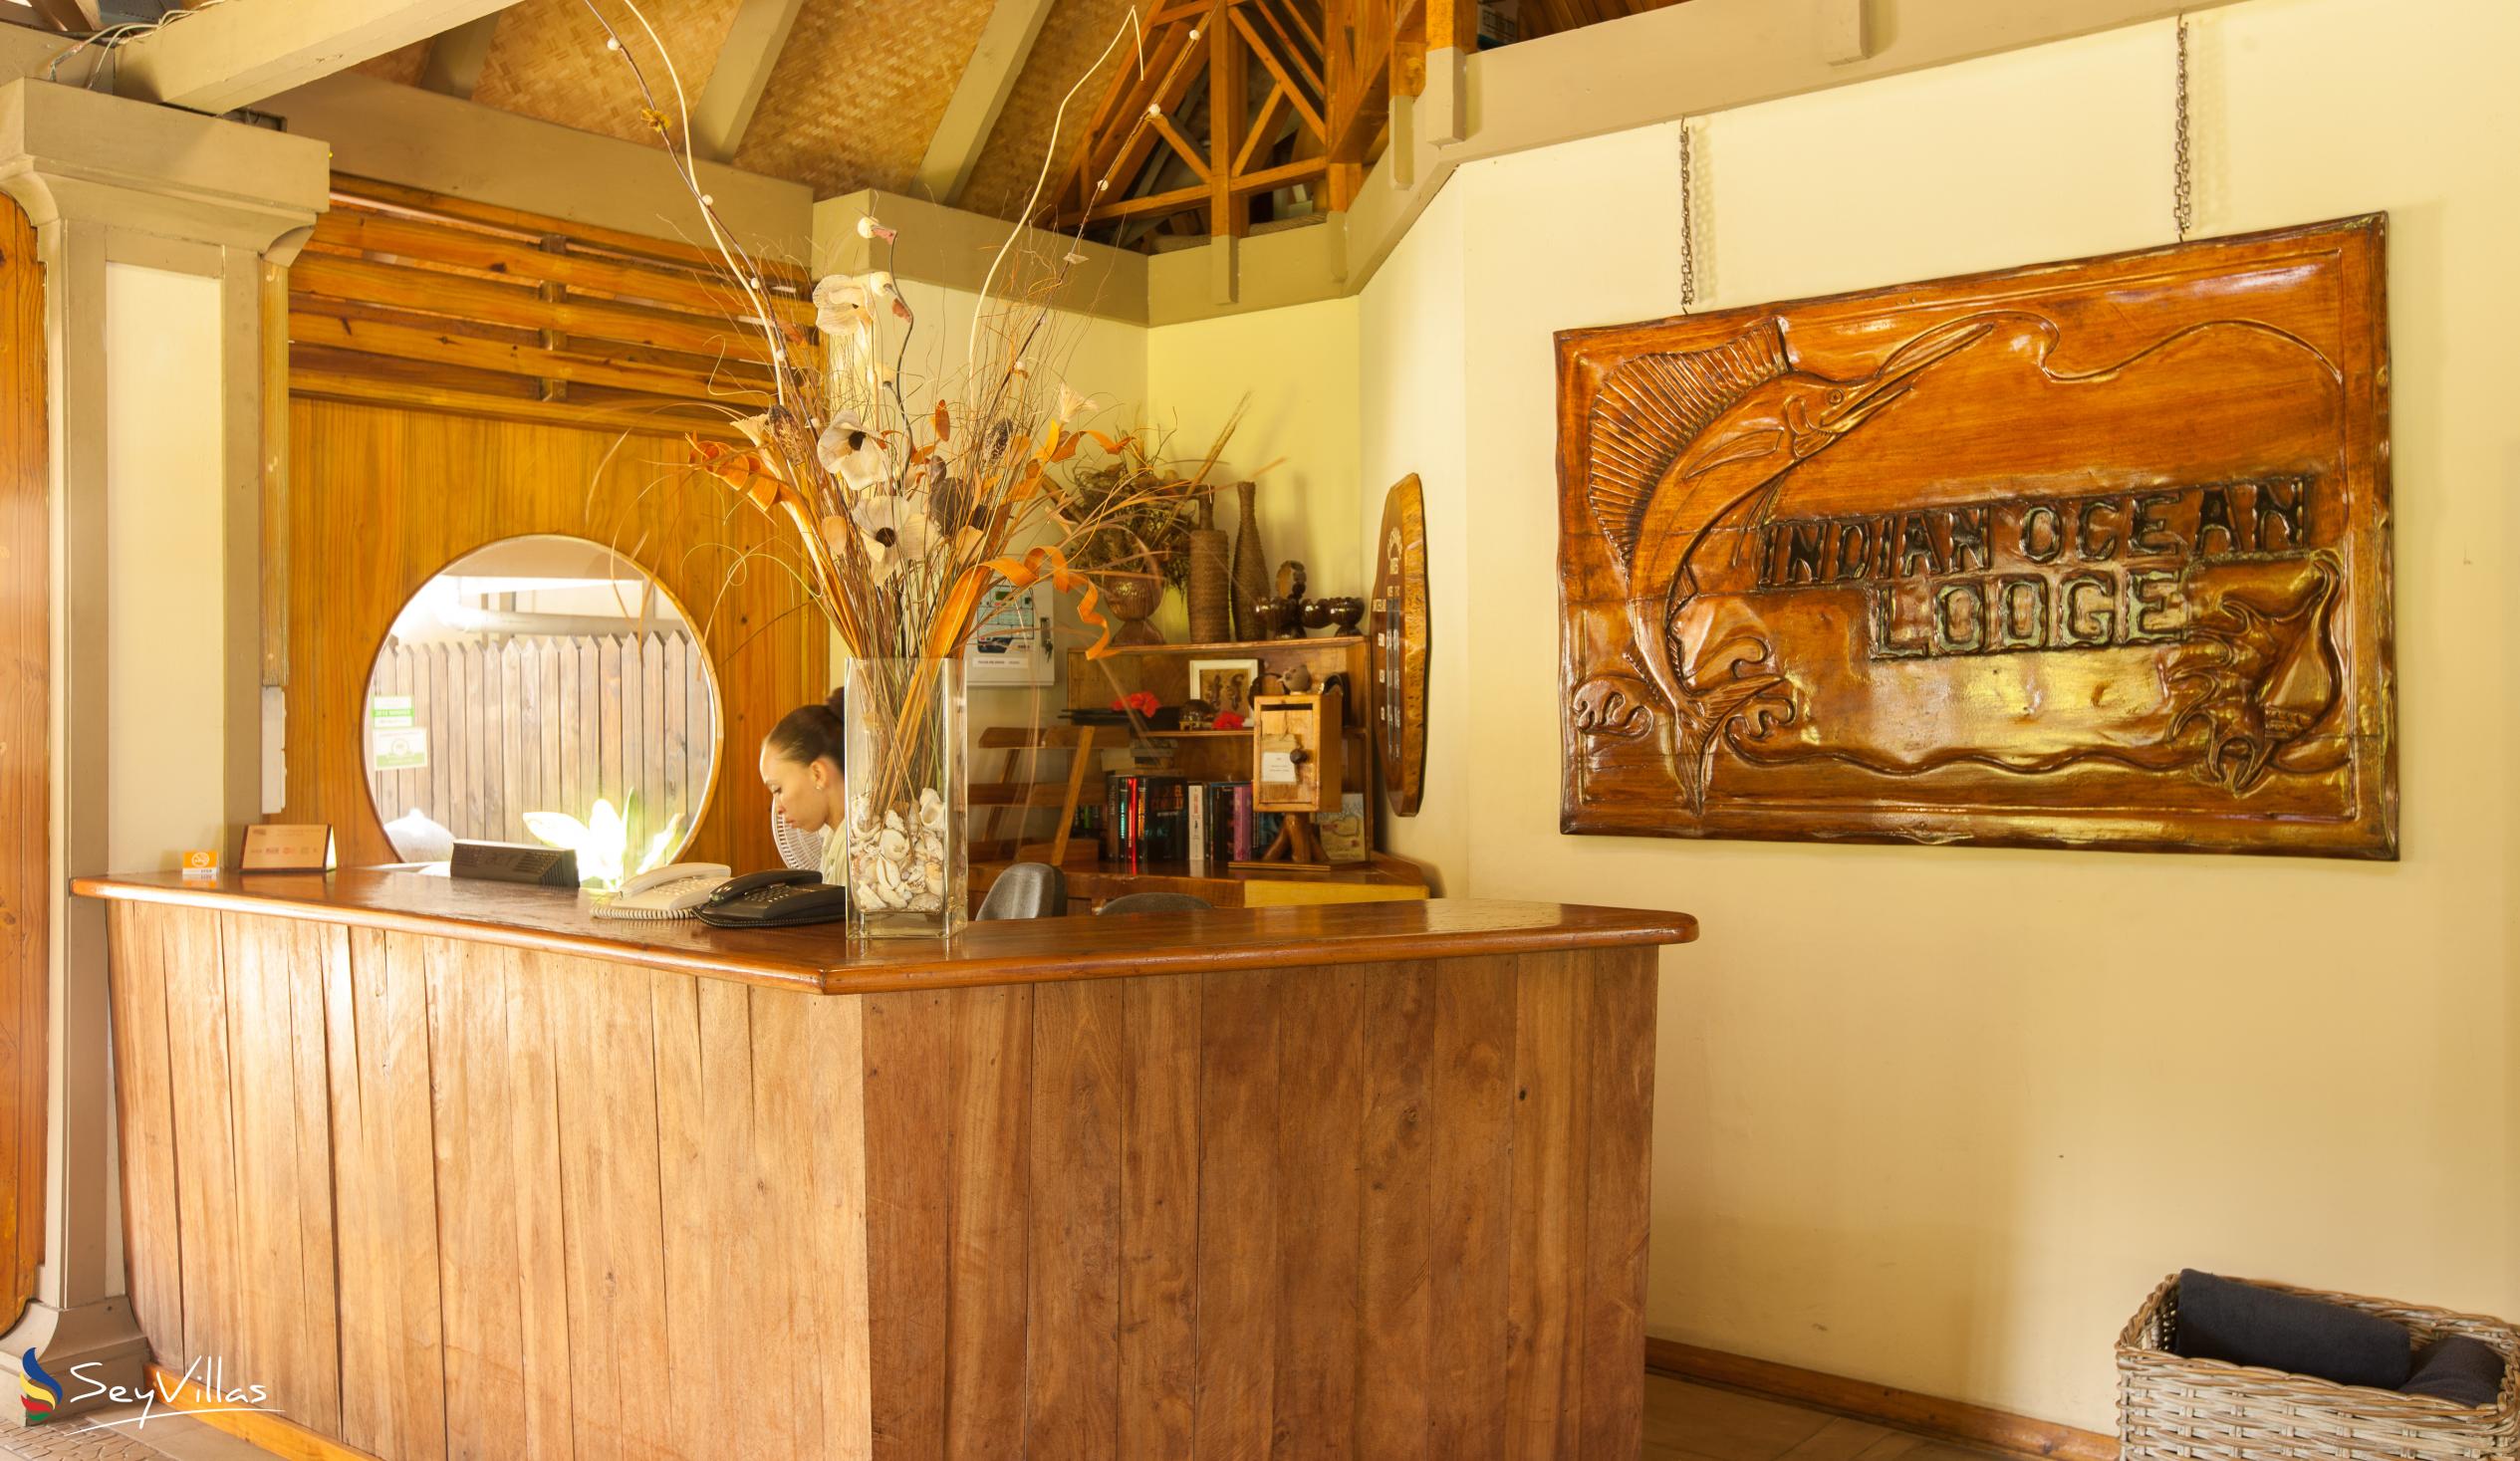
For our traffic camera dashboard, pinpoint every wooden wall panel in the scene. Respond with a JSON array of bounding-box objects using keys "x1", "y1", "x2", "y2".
[
  {"x1": 1507, "y1": 954, "x2": 1593, "y2": 1458},
  {"x1": 1274, "y1": 962, "x2": 1366, "y2": 1460},
  {"x1": 0, "y1": 192, "x2": 44, "y2": 1333},
  {"x1": 1118, "y1": 975, "x2": 1200, "y2": 1458},
  {"x1": 103, "y1": 907, "x2": 183, "y2": 1362},
  {"x1": 158, "y1": 906, "x2": 243, "y2": 1373},
  {"x1": 1027, "y1": 979, "x2": 1123, "y2": 1459},
  {"x1": 103, "y1": 906, "x2": 1662, "y2": 1461},
  {"x1": 861, "y1": 989, "x2": 955, "y2": 1458},
  {"x1": 1193, "y1": 968, "x2": 1281, "y2": 1459},
  {"x1": 502, "y1": 949, "x2": 577, "y2": 1461},
  {"x1": 327, "y1": 927, "x2": 448, "y2": 1461},
  {"x1": 1358, "y1": 961, "x2": 1435, "y2": 1460},
  {"x1": 1426, "y1": 954, "x2": 1518, "y2": 1461},
  {"x1": 282, "y1": 398, "x2": 825, "y2": 871},
  {"x1": 217, "y1": 914, "x2": 344, "y2": 1434},
  {"x1": 947, "y1": 984, "x2": 1033, "y2": 1461},
  {"x1": 1580, "y1": 948, "x2": 1659, "y2": 1460},
  {"x1": 423, "y1": 938, "x2": 529, "y2": 1460}
]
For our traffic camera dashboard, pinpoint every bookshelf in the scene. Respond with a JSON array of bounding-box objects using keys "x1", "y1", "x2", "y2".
[{"x1": 966, "y1": 635, "x2": 1423, "y2": 909}]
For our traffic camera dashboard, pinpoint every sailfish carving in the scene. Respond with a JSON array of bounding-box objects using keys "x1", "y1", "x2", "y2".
[{"x1": 1584, "y1": 316, "x2": 1990, "y2": 807}]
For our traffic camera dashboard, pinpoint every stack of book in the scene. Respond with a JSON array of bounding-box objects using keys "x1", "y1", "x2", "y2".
[{"x1": 1102, "y1": 775, "x2": 1287, "y2": 871}]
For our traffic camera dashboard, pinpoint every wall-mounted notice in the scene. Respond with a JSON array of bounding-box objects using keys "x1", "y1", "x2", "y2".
[
  {"x1": 370, "y1": 694, "x2": 427, "y2": 770},
  {"x1": 1554, "y1": 216, "x2": 2394, "y2": 857},
  {"x1": 373, "y1": 728, "x2": 427, "y2": 771}
]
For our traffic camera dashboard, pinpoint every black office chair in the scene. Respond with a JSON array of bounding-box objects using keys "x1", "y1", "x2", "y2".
[
  {"x1": 1096, "y1": 890, "x2": 1212, "y2": 916},
  {"x1": 975, "y1": 861, "x2": 1069, "y2": 920}
]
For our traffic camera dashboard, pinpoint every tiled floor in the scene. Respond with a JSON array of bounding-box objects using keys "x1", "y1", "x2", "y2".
[
  {"x1": 6, "y1": 1371, "x2": 2020, "y2": 1461},
  {"x1": 0, "y1": 1406, "x2": 274, "y2": 1461},
  {"x1": 1648, "y1": 1372, "x2": 2015, "y2": 1461}
]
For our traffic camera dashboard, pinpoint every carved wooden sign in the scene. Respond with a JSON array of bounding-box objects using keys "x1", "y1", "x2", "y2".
[
  {"x1": 1371, "y1": 473, "x2": 1430, "y2": 816},
  {"x1": 1555, "y1": 217, "x2": 2394, "y2": 857}
]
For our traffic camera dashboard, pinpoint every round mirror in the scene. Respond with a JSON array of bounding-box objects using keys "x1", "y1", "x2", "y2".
[{"x1": 361, "y1": 535, "x2": 722, "y2": 875}]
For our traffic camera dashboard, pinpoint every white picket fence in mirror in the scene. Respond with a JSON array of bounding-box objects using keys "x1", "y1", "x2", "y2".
[{"x1": 366, "y1": 631, "x2": 717, "y2": 855}]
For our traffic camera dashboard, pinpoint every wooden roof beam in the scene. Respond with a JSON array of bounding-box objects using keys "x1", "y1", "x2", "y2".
[
  {"x1": 688, "y1": 0, "x2": 805, "y2": 164},
  {"x1": 113, "y1": 0, "x2": 524, "y2": 115},
  {"x1": 415, "y1": 10, "x2": 500, "y2": 101},
  {"x1": 25, "y1": 0, "x2": 102, "y2": 35},
  {"x1": 914, "y1": 0, "x2": 1058, "y2": 207}
]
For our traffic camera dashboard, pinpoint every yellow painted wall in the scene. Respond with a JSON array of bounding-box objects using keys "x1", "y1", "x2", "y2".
[
  {"x1": 1357, "y1": 185, "x2": 1469, "y2": 888},
  {"x1": 104, "y1": 263, "x2": 228, "y2": 872},
  {"x1": 1146, "y1": 297, "x2": 1368, "y2": 612},
  {"x1": 1327, "y1": 0, "x2": 2516, "y2": 1430}
]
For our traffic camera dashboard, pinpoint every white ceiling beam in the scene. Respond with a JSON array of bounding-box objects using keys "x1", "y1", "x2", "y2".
[
  {"x1": 416, "y1": 10, "x2": 500, "y2": 100},
  {"x1": 687, "y1": 0, "x2": 804, "y2": 164},
  {"x1": 112, "y1": 0, "x2": 523, "y2": 116},
  {"x1": 913, "y1": 0, "x2": 1058, "y2": 207}
]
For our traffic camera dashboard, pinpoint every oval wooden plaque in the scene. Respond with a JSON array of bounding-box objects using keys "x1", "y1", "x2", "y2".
[{"x1": 1371, "y1": 474, "x2": 1429, "y2": 816}]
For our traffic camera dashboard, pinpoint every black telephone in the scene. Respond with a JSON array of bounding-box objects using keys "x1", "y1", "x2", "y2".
[{"x1": 692, "y1": 868, "x2": 852, "y2": 929}]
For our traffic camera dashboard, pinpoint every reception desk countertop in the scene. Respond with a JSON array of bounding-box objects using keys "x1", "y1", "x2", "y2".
[{"x1": 72, "y1": 867, "x2": 1696, "y2": 996}]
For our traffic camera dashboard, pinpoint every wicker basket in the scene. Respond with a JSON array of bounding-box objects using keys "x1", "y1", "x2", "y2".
[{"x1": 2119, "y1": 1274, "x2": 2519, "y2": 1461}]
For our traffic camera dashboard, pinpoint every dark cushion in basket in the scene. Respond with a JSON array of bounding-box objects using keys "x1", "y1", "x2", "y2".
[
  {"x1": 2172, "y1": 1269, "x2": 2412, "y2": 1390},
  {"x1": 2403, "y1": 1337, "x2": 2508, "y2": 1408}
]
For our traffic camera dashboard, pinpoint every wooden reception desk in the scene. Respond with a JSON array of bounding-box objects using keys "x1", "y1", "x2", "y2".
[{"x1": 78, "y1": 869, "x2": 1695, "y2": 1461}]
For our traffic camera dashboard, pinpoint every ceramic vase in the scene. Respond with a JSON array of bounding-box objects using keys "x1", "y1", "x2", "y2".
[{"x1": 1228, "y1": 480, "x2": 1268, "y2": 641}]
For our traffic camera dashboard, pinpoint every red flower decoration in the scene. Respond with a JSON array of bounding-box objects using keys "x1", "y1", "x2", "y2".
[
  {"x1": 1112, "y1": 691, "x2": 1160, "y2": 717},
  {"x1": 1212, "y1": 710, "x2": 1246, "y2": 730}
]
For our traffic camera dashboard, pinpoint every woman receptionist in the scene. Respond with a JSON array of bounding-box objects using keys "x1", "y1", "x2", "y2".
[{"x1": 759, "y1": 689, "x2": 847, "y2": 885}]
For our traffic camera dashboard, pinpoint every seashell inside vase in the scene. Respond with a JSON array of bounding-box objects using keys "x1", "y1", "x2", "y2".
[{"x1": 1096, "y1": 570, "x2": 1166, "y2": 647}]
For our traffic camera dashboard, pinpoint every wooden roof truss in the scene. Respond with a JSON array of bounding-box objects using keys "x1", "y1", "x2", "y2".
[{"x1": 1047, "y1": 0, "x2": 1484, "y2": 242}]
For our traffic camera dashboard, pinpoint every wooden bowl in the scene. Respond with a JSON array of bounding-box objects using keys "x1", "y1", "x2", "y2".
[{"x1": 1096, "y1": 570, "x2": 1166, "y2": 646}]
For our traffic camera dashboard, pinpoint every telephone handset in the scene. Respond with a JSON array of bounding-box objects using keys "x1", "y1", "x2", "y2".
[
  {"x1": 592, "y1": 862, "x2": 734, "y2": 920},
  {"x1": 692, "y1": 867, "x2": 851, "y2": 929}
]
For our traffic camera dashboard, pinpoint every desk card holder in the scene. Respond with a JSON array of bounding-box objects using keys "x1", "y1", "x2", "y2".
[
  {"x1": 450, "y1": 841, "x2": 580, "y2": 887},
  {"x1": 241, "y1": 824, "x2": 336, "y2": 873}
]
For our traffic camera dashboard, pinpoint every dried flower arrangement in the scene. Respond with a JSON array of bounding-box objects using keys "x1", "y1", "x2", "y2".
[
  {"x1": 1050, "y1": 439, "x2": 1219, "y2": 586},
  {"x1": 579, "y1": 0, "x2": 1232, "y2": 932}
]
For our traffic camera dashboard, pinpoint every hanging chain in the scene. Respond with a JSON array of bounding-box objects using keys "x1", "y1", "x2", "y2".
[
  {"x1": 2172, "y1": 14, "x2": 2193, "y2": 241},
  {"x1": 1678, "y1": 120, "x2": 1698, "y2": 311}
]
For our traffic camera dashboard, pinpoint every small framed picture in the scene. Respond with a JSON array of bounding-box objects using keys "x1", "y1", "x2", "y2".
[{"x1": 1187, "y1": 657, "x2": 1262, "y2": 719}]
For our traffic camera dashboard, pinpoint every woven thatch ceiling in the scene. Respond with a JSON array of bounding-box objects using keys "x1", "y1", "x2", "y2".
[{"x1": 353, "y1": 0, "x2": 1153, "y2": 221}]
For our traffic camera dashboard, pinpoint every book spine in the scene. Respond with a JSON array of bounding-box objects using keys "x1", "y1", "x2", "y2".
[{"x1": 1188, "y1": 784, "x2": 1207, "y2": 875}]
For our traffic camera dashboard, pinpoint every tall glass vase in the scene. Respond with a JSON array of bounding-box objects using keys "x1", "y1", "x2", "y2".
[{"x1": 843, "y1": 657, "x2": 967, "y2": 938}]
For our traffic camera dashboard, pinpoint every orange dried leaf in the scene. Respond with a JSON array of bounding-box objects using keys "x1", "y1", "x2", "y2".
[{"x1": 932, "y1": 399, "x2": 951, "y2": 440}]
